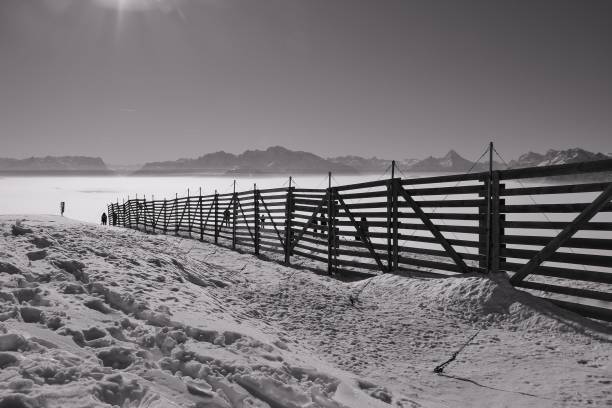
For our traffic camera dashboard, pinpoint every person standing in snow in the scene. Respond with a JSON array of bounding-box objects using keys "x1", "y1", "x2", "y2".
[
  {"x1": 101, "y1": 212, "x2": 108, "y2": 226},
  {"x1": 60, "y1": 202, "x2": 65, "y2": 216},
  {"x1": 223, "y1": 208, "x2": 231, "y2": 228},
  {"x1": 355, "y1": 216, "x2": 368, "y2": 241}
]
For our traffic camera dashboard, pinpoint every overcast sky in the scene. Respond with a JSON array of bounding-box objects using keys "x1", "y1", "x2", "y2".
[{"x1": 1, "y1": 0, "x2": 611, "y2": 164}]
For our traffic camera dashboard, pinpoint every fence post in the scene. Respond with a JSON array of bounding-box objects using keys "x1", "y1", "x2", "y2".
[
  {"x1": 254, "y1": 185, "x2": 260, "y2": 255},
  {"x1": 490, "y1": 170, "x2": 504, "y2": 273},
  {"x1": 187, "y1": 189, "x2": 192, "y2": 238},
  {"x1": 144, "y1": 198, "x2": 148, "y2": 233},
  {"x1": 163, "y1": 199, "x2": 167, "y2": 234},
  {"x1": 284, "y1": 183, "x2": 294, "y2": 265},
  {"x1": 232, "y1": 192, "x2": 237, "y2": 250},
  {"x1": 386, "y1": 179, "x2": 392, "y2": 271},
  {"x1": 214, "y1": 191, "x2": 219, "y2": 244},
  {"x1": 392, "y1": 178, "x2": 399, "y2": 271},
  {"x1": 199, "y1": 188, "x2": 204, "y2": 241},
  {"x1": 151, "y1": 197, "x2": 156, "y2": 233},
  {"x1": 479, "y1": 174, "x2": 490, "y2": 272},
  {"x1": 174, "y1": 193, "x2": 179, "y2": 235},
  {"x1": 327, "y1": 187, "x2": 335, "y2": 275}
]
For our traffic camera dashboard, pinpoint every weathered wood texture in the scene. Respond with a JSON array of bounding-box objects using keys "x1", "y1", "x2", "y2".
[{"x1": 109, "y1": 159, "x2": 612, "y2": 321}]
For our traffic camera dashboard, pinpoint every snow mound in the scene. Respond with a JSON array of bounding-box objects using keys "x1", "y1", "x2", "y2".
[{"x1": 356, "y1": 273, "x2": 610, "y2": 334}]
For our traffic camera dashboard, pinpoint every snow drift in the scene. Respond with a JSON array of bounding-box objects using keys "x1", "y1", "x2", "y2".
[{"x1": 0, "y1": 215, "x2": 610, "y2": 407}]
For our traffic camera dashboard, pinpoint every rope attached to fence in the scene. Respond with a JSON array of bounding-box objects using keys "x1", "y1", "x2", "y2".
[{"x1": 433, "y1": 329, "x2": 481, "y2": 374}]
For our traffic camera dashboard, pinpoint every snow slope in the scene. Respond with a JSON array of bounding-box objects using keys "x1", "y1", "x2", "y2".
[{"x1": 0, "y1": 216, "x2": 610, "y2": 407}]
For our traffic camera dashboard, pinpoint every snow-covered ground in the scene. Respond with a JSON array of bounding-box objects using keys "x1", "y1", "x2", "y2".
[{"x1": 0, "y1": 215, "x2": 610, "y2": 407}]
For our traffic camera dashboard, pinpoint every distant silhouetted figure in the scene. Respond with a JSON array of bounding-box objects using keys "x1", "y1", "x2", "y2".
[
  {"x1": 223, "y1": 208, "x2": 231, "y2": 228},
  {"x1": 355, "y1": 216, "x2": 368, "y2": 241},
  {"x1": 260, "y1": 215, "x2": 265, "y2": 229},
  {"x1": 101, "y1": 212, "x2": 108, "y2": 226},
  {"x1": 60, "y1": 202, "x2": 65, "y2": 216},
  {"x1": 111, "y1": 211, "x2": 117, "y2": 226}
]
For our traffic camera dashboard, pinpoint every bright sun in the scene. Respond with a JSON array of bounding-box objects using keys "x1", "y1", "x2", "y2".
[{"x1": 94, "y1": 0, "x2": 174, "y2": 12}]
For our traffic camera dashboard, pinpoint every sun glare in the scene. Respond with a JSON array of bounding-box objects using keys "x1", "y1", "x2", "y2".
[{"x1": 94, "y1": 0, "x2": 176, "y2": 12}]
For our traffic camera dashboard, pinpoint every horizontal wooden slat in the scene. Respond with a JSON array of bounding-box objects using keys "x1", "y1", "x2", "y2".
[
  {"x1": 401, "y1": 173, "x2": 484, "y2": 186},
  {"x1": 503, "y1": 235, "x2": 612, "y2": 250},
  {"x1": 516, "y1": 281, "x2": 612, "y2": 302},
  {"x1": 500, "y1": 261, "x2": 612, "y2": 284},
  {"x1": 503, "y1": 203, "x2": 612, "y2": 213},
  {"x1": 502, "y1": 182, "x2": 609, "y2": 196},
  {"x1": 398, "y1": 256, "x2": 466, "y2": 273},
  {"x1": 292, "y1": 249, "x2": 328, "y2": 264},
  {"x1": 501, "y1": 248, "x2": 612, "y2": 268},
  {"x1": 504, "y1": 220, "x2": 612, "y2": 231},
  {"x1": 398, "y1": 234, "x2": 481, "y2": 248},
  {"x1": 294, "y1": 242, "x2": 329, "y2": 256},
  {"x1": 546, "y1": 298, "x2": 612, "y2": 322},
  {"x1": 336, "y1": 258, "x2": 382, "y2": 271}
]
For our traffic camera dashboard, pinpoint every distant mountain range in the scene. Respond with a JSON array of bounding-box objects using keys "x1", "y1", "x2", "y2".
[
  {"x1": 508, "y1": 148, "x2": 610, "y2": 168},
  {"x1": 137, "y1": 146, "x2": 356, "y2": 175},
  {"x1": 132, "y1": 146, "x2": 612, "y2": 175},
  {"x1": 328, "y1": 156, "x2": 419, "y2": 174},
  {"x1": 0, "y1": 156, "x2": 111, "y2": 175},
  {"x1": 1, "y1": 147, "x2": 609, "y2": 176}
]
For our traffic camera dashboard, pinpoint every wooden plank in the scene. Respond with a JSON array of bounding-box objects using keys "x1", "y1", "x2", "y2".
[
  {"x1": 293, "y1": 248, "x2": 329, "y2": 264},
  {"x1": 333, "y1": 190, "x2": 388, "y2": 200},
  {"x1": 237, "y1": 198, "x2": 254, "y2": 243},
  {"x1": 334, "y1": 179, "x2": 389, "y2": 192},
  {"x1": 327, "y1": 189, "x2": 334, "y2": 275},
  {"x1": 401, "y1": 172, "x2": 484, "y2": 186},
  {"x1": 501, "y1": 261, "x2": 612, "y2": 284},
  {"x1": 214, "y1": 193, "x2": 219, "y2": 244},
  {"x1": 504, "y1": 220, "x2": 612, "y2": 231},
  {"x1": 335, "y1": 193, "x2": 387, "y2": 273},
  {"x1": 399, "y1": 246, "x2": 483, "y2": 262},
  {"x1": 503, "y1": 235, "x2": 612, "y2": 250},
  {"x1": 510, "y1": 182, "x2": 612, "y2": 283},
  {"x1": 336, "y1": 258, "x2": 382, "y2": 271},
  {"x1": 501, "y1": 182, "x2": 609, "y2": 196},
  {"x1": 254, "y1": 190, "x2": 260, "y2": 255},
  {"x1": 516, "y1": 281, "x2": 612, "y2": 302},
  {"x1": 503, "y1": 203, "x2": 612, "y2": 213},
  {"x1": 398, "y1": 186, "x2": 469, "y2": 273},
  {"x1": 398, "y1": 256, "x2": 473, "y2": 274},
  {"x1": 546, "y1": 298, "x2": 612, "y2": 322},
  {"x1": 342, "y1": 199, "x2": 484, "y2": 210},
  {"x1": 490, "y1": 172, "x2": 503, "y2": 273},
  {"x1": 259, "y1": 244, "x2": 287, "y2": 256},
  {"x1": 294, "y1": 242, "x2": 329, "y2": 256},
  {"x1": 258, "y1": 194, "x2": 285, "y2": 248},
  {"x1": 284, "y1": 187, "x2": 294, "y2": 265},
  {"x1": 386, "y1": 179, "x2": 393, "y2": 271},
  {"x1": 290, "y1": 197, "x2": 326, "y2": 253},
  {"x1": 232, "y1": 192, "x2": 237, "y2": 250},
  {"x1": 293, "y1": 188, "x2": 327, "y2": 193},
  {"x1": 337, "y1": 247, "x2": 380, "y2": 259},
  {"x1": 293, "y1": 234, "x2": 328, "y2": 247},
  {"x1": 502, "y1": 247, "x2": 612, "y2": 268},
  {"x1": 398, "y1": 234, "x2": 481, "y2": 248}
]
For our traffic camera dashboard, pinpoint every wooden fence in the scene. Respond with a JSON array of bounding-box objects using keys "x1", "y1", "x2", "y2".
[{"x1": 108, "y1": 159, "x2": 612, "y2": 322}]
